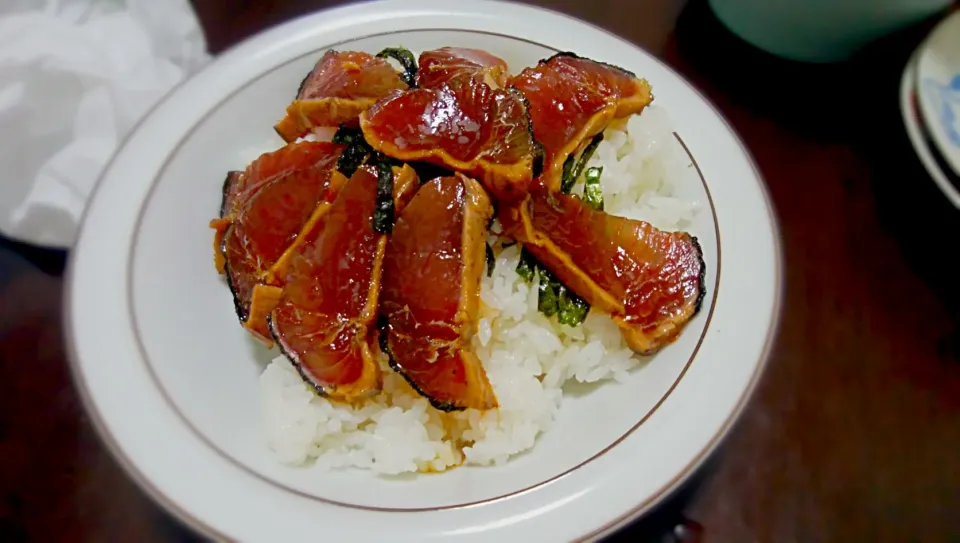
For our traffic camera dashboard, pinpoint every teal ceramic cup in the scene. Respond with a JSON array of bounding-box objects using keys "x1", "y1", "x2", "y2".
[{"x1": 708, "y1": 0, "x2": 954, "y2": 63}]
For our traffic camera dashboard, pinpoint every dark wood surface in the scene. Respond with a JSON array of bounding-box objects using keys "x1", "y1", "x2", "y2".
[{"x1": 2, "y1": 0, "x2": 959, "y2": 541}]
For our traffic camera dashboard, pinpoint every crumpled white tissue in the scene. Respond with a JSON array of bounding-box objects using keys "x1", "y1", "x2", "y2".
[{"x1": 0, "y1": 0, "x2": 210, "y2": 248}]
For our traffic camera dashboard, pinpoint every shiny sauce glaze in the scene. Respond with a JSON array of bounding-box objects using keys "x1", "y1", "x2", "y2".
[
  {"x1": 360, "y1": 49, "x2": 537, "y2": 203},
  {"x1": 380, "y1": 174, "x2": 497, "y2": 411},
  {"x1": 416, "y1": 47, "x2": 509, "y2": 90},
  {"x1": 268, "y1": 165, "x2": 418, "y2": 401},
  {"x1": 503, "y1": 185, "x2": 704, "y2": 354},
  {"x1": 509, "y1": 53, "x2": 653, "y2": 191},
  {"x1": 274, "y1": 50, "x2": 409, "y2": 142},
  {"x1": 211, "y1": 142, "x2": 344, "y2": 274},
  {"x1": 221, "y1": 165, "x2": 347, "y2": 343}
]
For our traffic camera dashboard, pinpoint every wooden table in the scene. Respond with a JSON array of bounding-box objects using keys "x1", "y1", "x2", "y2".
[{"x1": 2, "y1": 1, "x2": 959, "y2": 540}]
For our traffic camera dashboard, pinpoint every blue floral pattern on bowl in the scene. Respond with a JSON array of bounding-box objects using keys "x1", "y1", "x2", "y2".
[{"x1": 922, "y1": 74, "x2": 960, "y2": 148}]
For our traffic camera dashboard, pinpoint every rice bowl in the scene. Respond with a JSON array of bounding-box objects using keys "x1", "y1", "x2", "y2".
[
  {"x1": 65, "y1": 2, "x2": 780, "y2": 540},
  {"x1": 262, "y1": 108, "x2": 700, "y2": 474}
]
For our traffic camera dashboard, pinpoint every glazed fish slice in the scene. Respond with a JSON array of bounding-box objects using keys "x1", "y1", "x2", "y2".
[
  {"x1": 360, "y1": 81, "x2": 539, "y2": 203},
  {"x1": 221, "y1": 167, "x2": 348, "y2": 344},
  {"x1": 380, "y1": 174, "x2": 497, "y2": 411},
  {"x1": 502, "y1": 186, "x2": 705, "y2": 354},
  {"x1": 269, "y1": 165, "x2": 419, "y2": 401},
  {"x1": 509, "y1": 52, "x2": 653, "y2": 192},
  {"x1": 416, "y1": 47, "x2": 509, "y2": 89},
  {"x1": 219, "y1": 141, "x2": 344, "y2": 221},
  {"x1": 274, "y1": 50, "x2": 409, "y2": 143},
  {"x1": 210, "y1": 141, "x2": 344, "y2": 273}
]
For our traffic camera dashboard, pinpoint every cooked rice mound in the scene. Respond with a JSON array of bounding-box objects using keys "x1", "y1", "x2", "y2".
[{"x1": 260, "y1": 106, "x2": 699, "y2": 474}]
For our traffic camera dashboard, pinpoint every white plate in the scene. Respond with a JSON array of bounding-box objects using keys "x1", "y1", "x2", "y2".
[
  {"x1": 916, "y1": 10, "x2": 960, "y2": 177},
  {"x1": 903, "y1": 49, "x2": 960, "y2": 209},
  {"x1": 64, "y1": 1, "x2": 782, "y2": 541}
]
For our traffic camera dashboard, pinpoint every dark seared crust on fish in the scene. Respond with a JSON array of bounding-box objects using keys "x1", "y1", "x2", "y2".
[
  {"x1": 506, "y1": 86, "x2": 545, "y2": 180},
  {"x1": 220, "y1": 222, "x2": 247, "y2": 323},
  {"x1": 538, "y1": 51, "x2": 638, "y2": 78},
  {"x1": 219, "y1": 171, "x2": 243, "y2": 218},
  {"x1": 689, "y1": 235, "x2": 707, "y2": 314},
  {"x1": 376, "y1": 329, "x2": 466, "y2": 412},
  {"x1": 266, "y1": 313, "x2": 338, "y2": 398}
]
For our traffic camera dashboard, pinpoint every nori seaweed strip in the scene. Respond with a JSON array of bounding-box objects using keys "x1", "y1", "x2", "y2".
[
  {"x1": 376, "y1": 47, "x2": 418, "y2": 87},
  {"x1": 332, "y1": 125, "x2": 363, "y2": 145},
  {"x1": 573, "y1": 134, "x2": 603, "y2": 182},
  {"x1": 485, "y1": 243, "x2": 496, "y2": 277},
  {"x1": 516, "y1": 246, "x2": 537, "y2": 283},
  {"x1": 512, "y1": 240, "x2": 595, "y2": 327},
  {"x1": 559, "y1": 133, "x2": 603, "y2": 194},
  {"x1": 538, "y1": 267, "x2": 590, "y2": 326},
  {"x1": 527, "y1": 251, "x2": 591, "y2": 325},
  {"x1": 583, "y1": 166, "x2": 604, "y2": 211},
  {"x1": 560, "y1": 156, "x2": 577, "y2": 193},
  {"x1": 333, "y1": 125, "x2": 373, "y2": 177},
  {"x1": 373, "y1": 154, "x2": 395, "y2": 234},
  {"x1": 337, "y1": 146, "x2": 369, "y2": 177},
  {"x1": 557, "y1": 288, "x2": 590, "y2": 326},
  {"x1": 537, "y1": 267, "x2": 561, "y2": 317},
  {"x1": 517, "y1": 245, "x2": 591, "y2": 326}
]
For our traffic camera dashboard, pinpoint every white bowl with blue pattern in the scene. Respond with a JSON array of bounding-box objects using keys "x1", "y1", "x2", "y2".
[{"x1": 916, "y1": 11, "x2": 960, "y2": 179}]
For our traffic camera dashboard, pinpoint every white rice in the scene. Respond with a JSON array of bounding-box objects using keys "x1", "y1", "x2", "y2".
[{"x1": 260, "y1": 106, "x2": 698, "y2": 474}]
